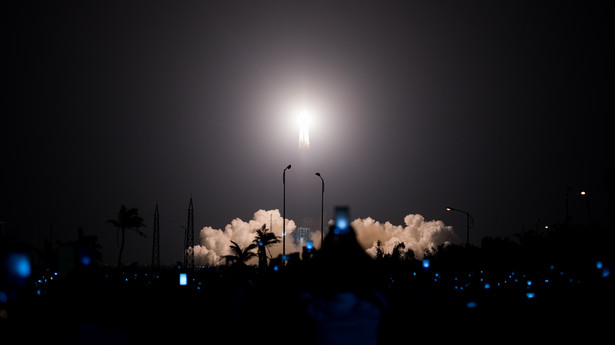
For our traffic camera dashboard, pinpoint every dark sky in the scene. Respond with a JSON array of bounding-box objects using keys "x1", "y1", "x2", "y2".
[{"x1": 3, "y1": 0, "x2": 613, "y2": 265}]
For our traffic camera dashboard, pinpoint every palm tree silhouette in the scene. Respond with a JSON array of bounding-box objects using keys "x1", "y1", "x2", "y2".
[
  {"x1": 107, "y1": 205, "x2": 146, "y2": 267},
  {"x1": 223, "y1": 240, "x2": 257, "y2": 267},
  {"x1": 253, "y1": 224, "x2": 280, "y2": 270}
]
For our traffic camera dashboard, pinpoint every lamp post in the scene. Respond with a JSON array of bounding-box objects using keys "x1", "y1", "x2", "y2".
[
  {"x1": 446, "y1": 206, "x2": 474, "y2": 246},
  {"x1": 315, "y1": 172, "x2": 324, "y2": 247},
  {"x1": 283, "y1": 165, "x2": 291, "y2": 258}
]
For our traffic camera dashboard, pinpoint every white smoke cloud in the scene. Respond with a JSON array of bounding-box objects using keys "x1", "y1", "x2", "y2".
[
  {"x1": 352, "y1": 214, "x2": 457, "y2": 259},
  {"x1": 193, "y1": 209, "x2": 305, "y2": 266},
  {"x1": 192, "y1": 210, "x2": 457, "y2": 266}
]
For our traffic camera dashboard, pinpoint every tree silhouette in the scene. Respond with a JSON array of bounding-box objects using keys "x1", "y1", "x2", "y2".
[
  {"x1": 107, "y1": 205, "x2": 146, "y2": 267},
  {"x1": 375, "y1": 240, "x2": 384, "y2": 260},
  {"x1": 390, "y1": 242, "x2": 405, "y2": 260},
  {"x1": 223, "y1": 240, "x2": 257, "y2": 267},
  {"x1": 252, "y1": 224, "x2": 280, "y2": 270}
]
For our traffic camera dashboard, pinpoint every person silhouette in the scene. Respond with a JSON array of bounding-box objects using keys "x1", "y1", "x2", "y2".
[{"x1": 299, "y1": 218, "x2": 387, "y2": 345}]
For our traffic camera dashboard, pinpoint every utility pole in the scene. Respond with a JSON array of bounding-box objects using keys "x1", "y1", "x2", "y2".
[
  {"x1": 283, "y1": 165, "x2": 291, "y2": 259},
  {"x1": 152, "y1": 204, "x2": 160, "y2": 270},
  {"x1": 184, "y1": 198, "x2": 194, "y2": 270}
]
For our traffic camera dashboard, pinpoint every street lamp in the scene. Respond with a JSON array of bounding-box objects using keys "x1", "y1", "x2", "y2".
[
  {"x1": 315, "y1": 172, "x2": 324, "y2": 247},
  {"x1": 283, "y1": 164, "x2": 291, "y2": 258},
  {"x1": 446, "y1": 206, "x2": 474, "y2": 246}
]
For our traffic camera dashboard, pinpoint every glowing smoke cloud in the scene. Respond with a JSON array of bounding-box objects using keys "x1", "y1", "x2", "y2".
[
  {"x1": 192, "y1": 210, "x2": 456, "y2": 266},
  {"x1": 352, "y1": 214, "x2": 458, "y2": 259},
  {"x1": 192, "y1": 209, "x2": 301, "y2": 266}
]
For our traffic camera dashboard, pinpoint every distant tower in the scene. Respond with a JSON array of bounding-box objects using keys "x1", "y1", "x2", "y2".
[
  {"x1": 151, "y1": 204, "x2": 160, "y2": 270},
  {"x1": 184, "y1": 198, "x2": 195, "y2": 270}
]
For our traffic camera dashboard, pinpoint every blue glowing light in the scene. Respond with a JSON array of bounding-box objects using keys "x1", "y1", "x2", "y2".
[
  {"x1": 335, "y1": 218, "x2": 348, "y2": 233},
  {"x1": 602, "y1": 267, "x2": 610, "y2": 278},
  {"x1": 0, "y1": 291, "x2": 8, "y2": 304},
  {"x1": 484, "y1": 283, "x2": 490, "y2": 289},
  {"x1": 466, "y1": 301, "x2": 478, "y2": 309},
  {"x1": 179, "y1": 273, "x2": 188, "y2": 286},
  {"x1": 273, "y1": 265, "x2": 279, "y2": 272},
  {"x1": 596, "y1": 261, "x2": 603, "y2": 269},
  {"x1": 7, "y1": 253, "x2": 31, "y2": 278},
  {"x1": 422, "y1": 259, "x2": 430, "y2": 269},
  {"x1": 306, "y1": 241, "x2": 314, "y2": 250},
  {"x1": 527, "y1": 280, "x2": 532, "y2": 286},
  {"x1": 80, "y1": 255, "x2": 92, "y2": 266},
  {"x1": 526, "y1": 292, "x2": 536, "y2": 299}
]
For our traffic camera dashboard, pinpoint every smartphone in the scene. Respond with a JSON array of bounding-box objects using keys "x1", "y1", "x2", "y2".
[
  {"x1": 179, "y1": 272, "x2": 188, "y2": 286},
  {"x1": 334, "y1": 206, "x2": 350, "y2": 235},
  {"x1": 306, "y1": 241, "x2": 314, "y2": 251}
]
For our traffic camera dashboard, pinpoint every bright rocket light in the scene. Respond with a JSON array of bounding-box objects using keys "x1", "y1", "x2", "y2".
[{"x1": 297, "y1": 107, "x2": 310, "y2": 149}]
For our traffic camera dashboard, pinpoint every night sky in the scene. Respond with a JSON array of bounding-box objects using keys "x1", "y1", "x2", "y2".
[{"x1": 3, "y1": 0, "x2": 613, "y2": 266}]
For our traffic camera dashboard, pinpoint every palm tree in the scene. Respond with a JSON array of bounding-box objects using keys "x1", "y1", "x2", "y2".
[
  {"x1": 223, "y1": 240, "x2": 257, "y2": 267},
  {"x1": 107, "y1": 205, "x2": 146, "y2": 267},
  {"x1": 253, "y1": 224, "x2": 280, "y2": 270}
]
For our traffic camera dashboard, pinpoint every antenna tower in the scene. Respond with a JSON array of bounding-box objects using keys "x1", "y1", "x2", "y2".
[{"x1": 184, "y1": 198, "x2": 195, "y2": 270}]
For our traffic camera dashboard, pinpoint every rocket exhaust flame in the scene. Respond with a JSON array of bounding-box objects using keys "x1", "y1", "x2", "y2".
[
  {"x1": 297, "y1": 107, "x2": 310, "y2": 149},
  {"x1": 299, "y1": 125, "x2": 309, "y2": 149}
]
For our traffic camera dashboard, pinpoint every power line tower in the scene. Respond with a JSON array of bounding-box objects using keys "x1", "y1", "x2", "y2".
[
  {"x1": 183, "y1": 198, "x2": 194, "y2": 270},
  {"x1": 151, "y1": 204, "x2": 160, "y2": 270}
]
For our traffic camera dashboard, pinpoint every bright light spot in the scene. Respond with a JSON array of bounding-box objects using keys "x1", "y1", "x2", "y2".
[
  {"x1": 526, "y1": 292, "x2": 536, "y2": 299},
  {"x1": 596, "y1": 261, "x2": 603, "y2": 269},
  {"x1": 335, "y1": 218, "x2": 348, "y2": 233},
  {"x1": 179, "y1": 273, "x2": 188, "y2": 286},
  {"x1": 422, "y1": 259, "x2": 430, "y2": 269},
  {"x1": 297, "y1": 107, "x2": 310, "y2": 149},
  {"x1": 7, "y1": 253, "x2": 31, "y2": 278}
]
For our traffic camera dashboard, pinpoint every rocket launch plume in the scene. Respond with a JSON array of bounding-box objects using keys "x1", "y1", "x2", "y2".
[
  {"x1": 352, "y1": 214, "x2": 457, "y2": 259},
  {"x1": 192, "y1": 210, "x2": 457, "y2": 266},
  {"x1": 297, "y1": 107, "x2": 310, "y2": 149},
  {"x1": 192, "y1": 209, "x2": 299, "y2": 266}
]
